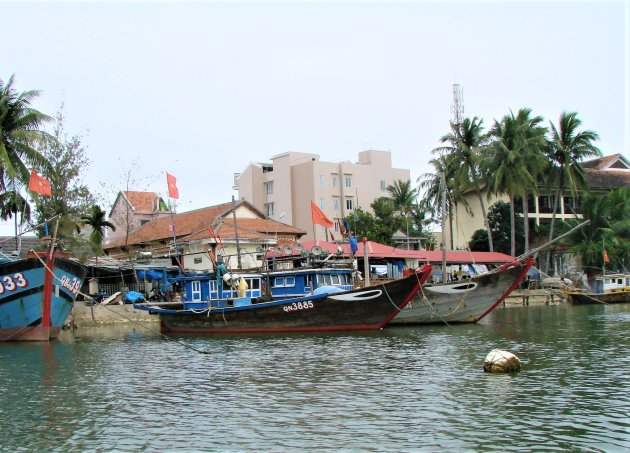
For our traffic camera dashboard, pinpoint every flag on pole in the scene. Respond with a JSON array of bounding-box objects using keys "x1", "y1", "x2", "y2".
[
  {"x1": 603, "y1": 248, "x2": 610, "y2": 263},
  {"x1": 28, "y1": 170, "x2": 52, "y2": 196},
  {"x1": 311, "y1": 201, "x2": 333, "y2": 228},
  {"x1": 166, "y1": 172, "x2": 179, "y2": 199}
]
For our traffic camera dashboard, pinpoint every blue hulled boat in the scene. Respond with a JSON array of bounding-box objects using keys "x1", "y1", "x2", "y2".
[{"x1": 0, "y1": 249, "x2": 87, "y2": 341}]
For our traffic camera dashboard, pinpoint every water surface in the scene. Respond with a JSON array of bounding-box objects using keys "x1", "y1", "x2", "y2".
[{"x1": 1, "y1": 304, "x2": 628, "y2": 451}]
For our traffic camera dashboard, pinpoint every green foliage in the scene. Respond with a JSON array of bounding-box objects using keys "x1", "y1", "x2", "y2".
[
  {"x1": 562, "y1": 188, "x2": 630, "y2": 273},
  {"x1": 31, "y1": 106, "x2": 98, "y2": 258},
  {"x1": 469, "y1": 201, "x2": 524, "y2": 255},
  {"x1": 80, "y1": 204, "x2": 116, "y2": 254},
  {"x1": 0, "y1": 75, "x2": 55, "y2": 225}
]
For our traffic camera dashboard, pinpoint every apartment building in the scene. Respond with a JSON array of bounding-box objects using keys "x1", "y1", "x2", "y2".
[
  {"x1": 237, "y1": 150, "x2": 410, "y2": 241},
  {"x1": 445, "y1": 153, "x2": 630, "y2": 250}
]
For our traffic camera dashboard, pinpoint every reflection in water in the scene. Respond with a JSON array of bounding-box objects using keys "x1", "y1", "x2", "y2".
[{"x1": 0, "y1": 304, "x2": 628, "y2": 451}]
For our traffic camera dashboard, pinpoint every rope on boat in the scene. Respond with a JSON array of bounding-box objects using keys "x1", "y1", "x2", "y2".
[
  {"x1": 416, "y1": 274, "x2": 453, "y2": 327},
  {"x1": 31, "y1": 251, "x2": 214, "y2": 354}
]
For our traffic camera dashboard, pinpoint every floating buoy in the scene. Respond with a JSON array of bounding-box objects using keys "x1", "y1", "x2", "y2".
[{"x1": 483, "y1": 349, "x2": 522, "y2": 373}]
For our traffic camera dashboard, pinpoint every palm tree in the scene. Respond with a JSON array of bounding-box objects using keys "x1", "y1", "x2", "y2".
[
  {"x1": 433, "y1": 117, "x2": 494, "y2": 251},
  {"x1": 80, "y1": 205, "x2": 116, "y2": 254},
  {"x1": 562, "y1": 189, "x2": 630, "y2": 277},
  {"x1": 0, "y1": 75, "x2": 54, "y2": 193},
  {"x1": 485, "y1": 108, "x2": 547, "y2": 255},
  {"x1": 386, "y1": 179, "x2": 417, "y2": 213},
  {"x1": 417, "y1": 155, "x2": 468, "y2": 250},
  {"x1": 544, "y1": 111, "x2": 601, "y2": 272}
]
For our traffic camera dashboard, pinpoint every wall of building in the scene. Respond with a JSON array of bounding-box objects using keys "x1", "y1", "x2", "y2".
[{"x1": 237, "y1": 150, "x2": 411, "y2": 242}]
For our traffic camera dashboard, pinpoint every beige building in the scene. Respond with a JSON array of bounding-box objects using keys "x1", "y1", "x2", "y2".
[
  {"x1": 446, "y1": 154, "x2": 630, "y2": 249},
  {"x1": 237, "y1": 150, "x2": 410, "y2": 241}
]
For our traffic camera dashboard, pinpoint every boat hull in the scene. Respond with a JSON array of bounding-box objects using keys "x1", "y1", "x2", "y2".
[
  {"x1": 389, "y1": 258, "x2": 534, "y2": 325},
  {"x1": 0, "y1": 256, "x2": 87, "y2": 341},
  {"x1": 137, "y1": 266, "x2": 431, "y2": 334},
  {"x1": 566, "y1": 290, "x2": 630, "y2": 305}
]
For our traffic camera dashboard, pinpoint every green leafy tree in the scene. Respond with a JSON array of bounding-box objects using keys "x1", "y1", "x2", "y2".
[
  {"x1": 469, "y1": 201, "x2": 524, "y2": 255},
  {"x1": 80, "y1": 205, "x2": 116, "y2": 254},
  {"x1": 0, "y1": 75, "x2": 55, "y2": 227},
  {"x1": 485, "y1": 108, "x2": 547, "y2": 255},
  {"x1": 433, "y1": 117, "x2": 494, "y2": 251},
  {"x1": 544, "y1": 111, "x2": 601, "y2": 272},
  {"x1": 31, "y1": 106, "x2": 98, "y2": 256},
  {"x1": 562, "y1": 188, "x2": 630, "y2": 276}
]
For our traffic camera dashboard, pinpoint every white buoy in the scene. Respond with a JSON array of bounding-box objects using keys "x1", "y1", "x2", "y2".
[{"x1": 483, "y1": 349, "x2": 521, "y2": 373}]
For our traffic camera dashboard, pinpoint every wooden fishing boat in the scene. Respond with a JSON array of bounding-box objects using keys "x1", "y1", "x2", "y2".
[
  {"x1": 563, "y1": 273, "x2": 630, "y2": 305},
  {"x1": 133, "y1": 264, "x2": 432, "y2": 334},
  {"x1": 389, "y1": 257, "x2": 536, "y2": 325},
  {"x1": 0, "y1": 249, "x2": 88, "y2": 341}
]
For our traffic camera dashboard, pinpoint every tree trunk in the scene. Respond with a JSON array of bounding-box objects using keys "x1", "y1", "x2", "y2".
[
  {"x1": 509, "y1": 195, "x2": 515, "y2": 257},
  {"x1": 546, "y1": 170, "x2": 564, "y2": 274},
  {"x1": 523, "y1": 191, "x2": 530, "y2": 254},
  {"x1": 475, "y1": 189, "x2": 494, "y2": 252}
]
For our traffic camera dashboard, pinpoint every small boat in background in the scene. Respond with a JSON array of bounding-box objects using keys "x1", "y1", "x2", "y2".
[
  {"x1": 389, "y1": 257, "x2": 536, "y2": 325},
  {"x1": 0, "y1": 247, "x2": 88, "y2": 341},
  {"x1": 133, "y1": 264, "x2": 432, "y2": 334},
  {"x1": 563, "y1": 273, "x2": 630, "y2": 305}
]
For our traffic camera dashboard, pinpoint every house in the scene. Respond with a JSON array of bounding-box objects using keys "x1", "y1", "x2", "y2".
[
  {"x1": 108, "y1": 191, "x2": 171, "y2": 244},
  {"x1": 237, "y1": 150, "x2": 410, "y2": 241},
  {"x1": 445, "y1": 154, "x2": 630, "y2": 250},
  {"x1": 103, "y1": 199, "x2": 306, "y2": 272}
]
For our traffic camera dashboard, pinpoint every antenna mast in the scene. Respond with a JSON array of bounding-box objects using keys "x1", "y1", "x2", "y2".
[{"x1": 451, "y1": 83, "x2": 464, "y2": 126}]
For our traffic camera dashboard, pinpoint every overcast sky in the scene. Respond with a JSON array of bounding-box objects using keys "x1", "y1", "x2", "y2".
[{"x1": 1, "y1": 0, "x2": 628, "y2": 237}]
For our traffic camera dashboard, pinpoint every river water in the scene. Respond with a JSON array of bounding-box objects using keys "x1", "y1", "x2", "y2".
[{"x1": 1, "y1": 303, "x2": 628, "y2": 452}]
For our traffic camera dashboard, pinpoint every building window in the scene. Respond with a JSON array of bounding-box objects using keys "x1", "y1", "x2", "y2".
[
  {"x1": 346, "y1": 198, "x2": 353, "y2": 210},
  {"x1": 332, "y1": 175, "x2": 338, "y2": 188},
  {"x1": 319, "y1": 175, "x2": 324, "y2": 187},
  {"x1": 538, "y1": 195, "x2": 554, "y2": 214},
  {"x1": 333, "y1": 199, "x2": 339, "y2": 210},
  {"x1": 265, "y1": 203, "x2": 274, "y2": 217},
  {"x1": 266, "y1": 181, "x2": 274, "y2": 195},
  {"x1": 193, "y1": 257, "x2": 202, "y2": 264},
  {"x1": 380, "y1": 180, "x2": 386, "y2": 191},
  {"x1": 319, "y1": 198, "x2": 325, "y2": 209},
  {"x1": 345, "y1": 176, "x2": 352, "y2": 188}
]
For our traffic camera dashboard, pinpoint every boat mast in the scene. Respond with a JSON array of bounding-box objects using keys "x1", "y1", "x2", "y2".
[
  {"x1": 440, "y1": 172, "x2": 447, "y2": 283},
  {"x1": 231, "y1": 195, "x2": 242, "y2": 269}
]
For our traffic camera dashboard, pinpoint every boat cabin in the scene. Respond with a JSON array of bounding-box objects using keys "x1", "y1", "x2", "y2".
[{"x1": 594, "y1": 274, "x2": 630, "y2": 294}]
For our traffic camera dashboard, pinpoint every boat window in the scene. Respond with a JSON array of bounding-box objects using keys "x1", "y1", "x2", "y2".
[
  {"x1": 273, "y1": 277, "x2": 295, "y2": 287},
  {"x1": 331, "y1": 275, "x2": 340, "y2": 285},
  {"x1": 247, "y1": 278, "x2": 260, "y2": 290}
]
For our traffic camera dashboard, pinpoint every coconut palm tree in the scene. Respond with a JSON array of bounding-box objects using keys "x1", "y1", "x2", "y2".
[
  {"x1": 0, "y1": 75, "x2": 54, "y2": 193},
  {"x1": 417, "y1": 155, "x2": 468, "y2": 250},
  {"x1": 485, "y1": 108, "x2": 547, "y2": 255},
  {"x1": 386, "y1": 179, "x2": 417, "y2": 213},
  {"x1": 544, "y1": 111, "x2": 601, "y2": 272},
  {"x1": 433, "y1": 117, "x2": 493, "y2": 251},
  {"x1": 80, "y1": 205, "x2": 116, "y2": 254}
]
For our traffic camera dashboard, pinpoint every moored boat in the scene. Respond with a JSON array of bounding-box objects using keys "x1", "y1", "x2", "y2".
[
  {"x1": 133, "y1": 264, "x2": 432, "y2": 334},
  {"x1": 389, "y1": 257, "x2": 536, "y2": 325},
  {"x1": 563, "y1": 273, "x2": 630, "y2": 305},
  {"x1": 0, "y1": 249, "x2": 88, "y2": 341}
]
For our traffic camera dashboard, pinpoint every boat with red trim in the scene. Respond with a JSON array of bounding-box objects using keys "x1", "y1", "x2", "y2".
[
  {"x1": 0, "y1": 248, "x2": 88, "y2": 341},
  {"x1": 133, "y1": 264, "x2": 431, "y2": 334}
]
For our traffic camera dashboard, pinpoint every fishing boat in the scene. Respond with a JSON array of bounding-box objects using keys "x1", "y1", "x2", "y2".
[
  {"x1": 133, "y1": 264, "x2": 432, "y2": 334},
  {"x1": 0, "y1": 247, "x2": 88, "y2": 341},
  {"x1": 563, "y1": 273, "x2": 630, "y2": 305},
  {"x1": 389, "y1": 257, "x2": 536, "y2": 325}
]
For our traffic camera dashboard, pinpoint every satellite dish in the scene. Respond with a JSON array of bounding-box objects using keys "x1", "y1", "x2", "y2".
[
  {"x1": 283, "y1": 245, "x2": 293, "y2": 255},
  {"x1": 294, "y1": 243, "x2": 303, "y2": 252},
  {"x1": 275, "y1": 246, "x2": 283, "y2": 254},
  {"x1": 311, "y1": 245, "x2": 322, "y2": 256}
]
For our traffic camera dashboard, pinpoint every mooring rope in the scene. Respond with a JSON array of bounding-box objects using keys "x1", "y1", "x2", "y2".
[{"x1": 31, "y1": 251, "x2": 213, "y2": 354}]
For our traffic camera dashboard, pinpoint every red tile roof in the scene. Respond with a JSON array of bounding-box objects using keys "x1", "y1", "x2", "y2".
[
  {"x1": 283, "y1": 240, "x2": 514, "y2": 263},
  {"x1": 104, "y1": 202, "x2": 305, "y2": 249},
  {"x1": 124, "y1": 191, "x2": 162, "y2": 212}
]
